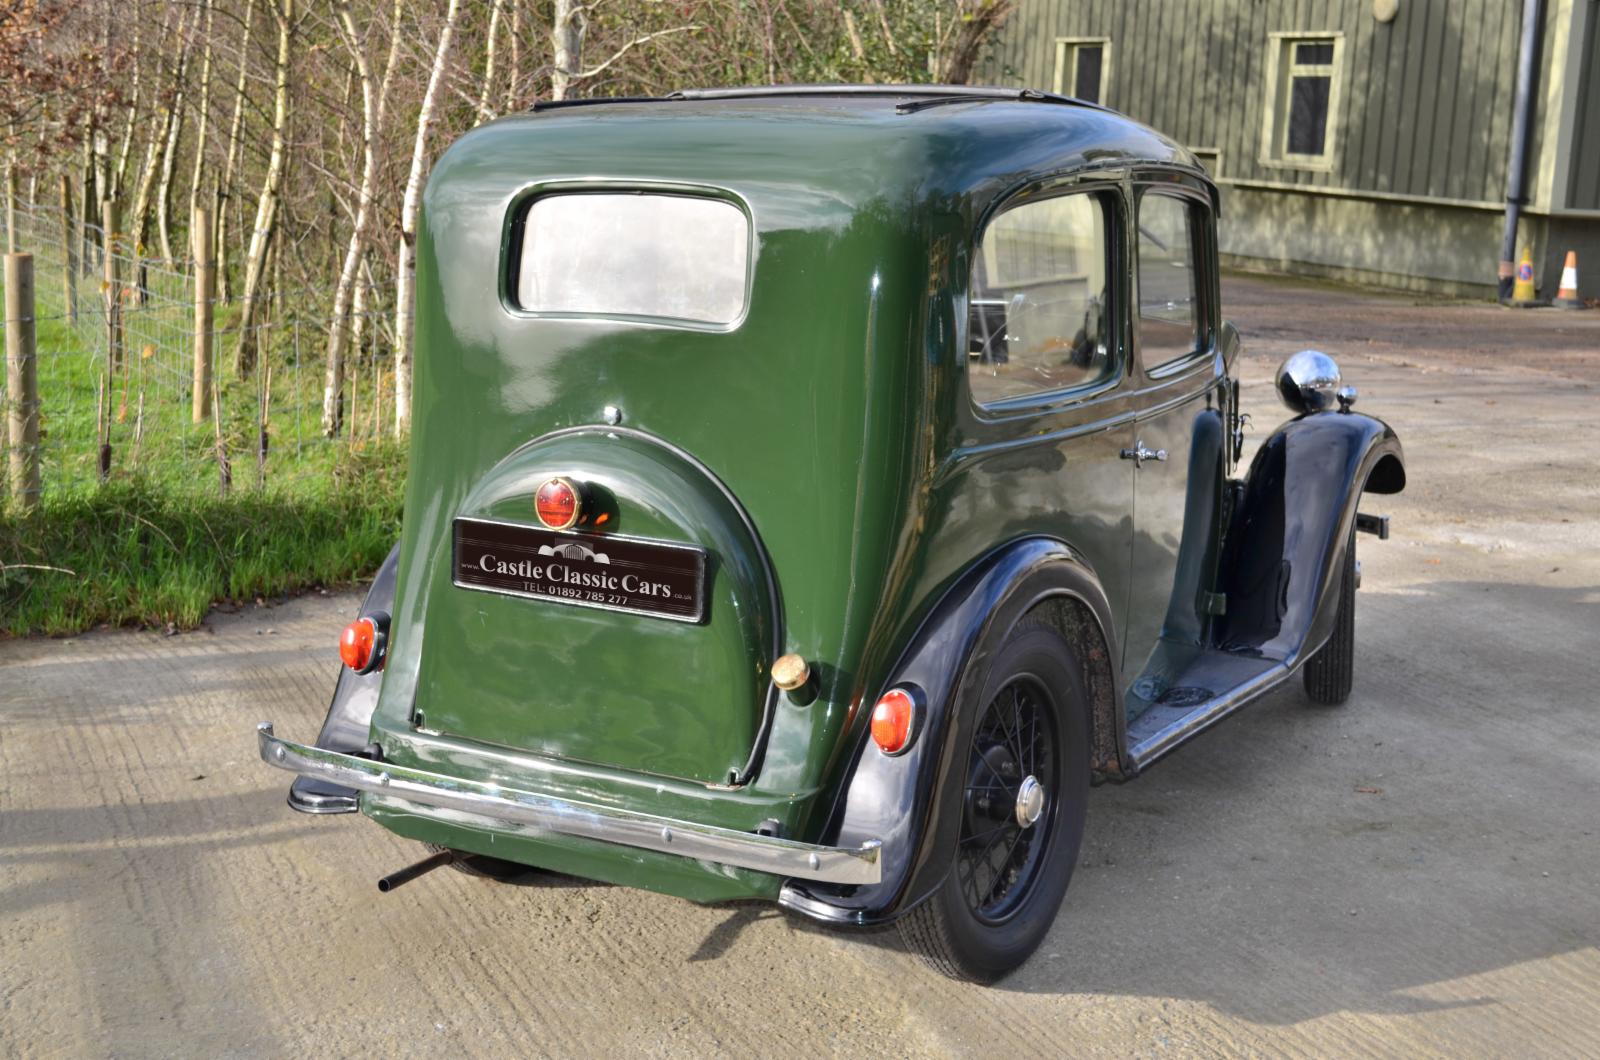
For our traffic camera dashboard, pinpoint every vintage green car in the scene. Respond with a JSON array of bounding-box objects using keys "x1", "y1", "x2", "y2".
[{"x1": 257, "y1": 85, "x2": 1405, "y2": 983}]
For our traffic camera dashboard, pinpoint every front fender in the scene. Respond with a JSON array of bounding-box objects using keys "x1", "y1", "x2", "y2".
[
  {"x1": 287, "y1": 543, "x2": 401, "y2": 813},
  {"x1": 780, "y1": 537, "x2": 1119, "y2": 926},
  {"x1": 1217, "y1": 411, "x2": 1404, "y2": 664}
]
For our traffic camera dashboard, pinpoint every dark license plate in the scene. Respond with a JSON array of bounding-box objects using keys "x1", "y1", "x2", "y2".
[{"x1": 453, "y1": 517, "x2": 706, "y2": 623}]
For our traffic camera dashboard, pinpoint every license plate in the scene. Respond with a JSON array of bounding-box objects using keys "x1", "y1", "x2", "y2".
[{"x1": 452, "y1": 517, "x2": 706, "y2": 623}]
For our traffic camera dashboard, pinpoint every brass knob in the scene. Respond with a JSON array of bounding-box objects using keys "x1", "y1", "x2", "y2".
[{"x1": 771, "y1": 653, "x2": 811, "y2": 691}]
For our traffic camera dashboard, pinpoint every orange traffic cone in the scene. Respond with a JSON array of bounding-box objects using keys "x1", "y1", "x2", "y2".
[
  {"x1": 1509, "y1": 246, "x2": 1542, "y2": 307},
  {"x1": 1554, "y1": 251, "x2": 1586, "y2": 310}
]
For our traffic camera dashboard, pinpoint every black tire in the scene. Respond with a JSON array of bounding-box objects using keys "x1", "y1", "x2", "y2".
[
  {"x1": 424, "y1": 843, "x2": 544, "y2": 883},
  {"x1": 898, "y1": 619, "x2": 1090, "y2": 984},
  {"x1": 1303, "y1": 531, "x2": 1356, "y2": 705}
]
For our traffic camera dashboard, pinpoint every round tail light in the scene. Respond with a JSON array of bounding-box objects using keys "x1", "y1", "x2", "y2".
[
  {"x1": 535, "y1": 477, "x2": 583, "y2": 530},
  {"x1": 871, "y1": 687, "x2": 919, "y2": 755},
  {"x1": 339, "y1": 613, "x2": 389, "y2": 674}
]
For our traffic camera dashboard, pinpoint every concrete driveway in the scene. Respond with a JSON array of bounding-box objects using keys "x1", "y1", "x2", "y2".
[{"x1": 4, "y1": 275, "x2": 1599, "y2": 1057}]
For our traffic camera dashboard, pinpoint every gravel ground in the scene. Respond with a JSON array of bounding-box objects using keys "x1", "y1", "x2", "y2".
[{"x1": 3, "y1": 275, "x2": 1599, "y2": 1057}]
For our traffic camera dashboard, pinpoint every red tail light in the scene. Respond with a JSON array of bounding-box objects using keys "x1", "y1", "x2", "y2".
[
  {"x1": 870, "y1": 687, "x2": 918, "y2": 755},
  {"x1": 535, "y1": 477, "x2": 583, "y2": 530},
  {"x1": 339, "y1": 613, "x2": 388, "y2": 674}
]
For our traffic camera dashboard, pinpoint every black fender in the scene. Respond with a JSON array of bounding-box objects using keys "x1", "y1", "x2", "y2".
[
  {"x1": 1216, "y1": 411, "x2": 1404, "y2": 663},
  {"x1": 287, "y1": 543, "x2": 401, "y2": 813},
  {"x1": 779, "y1": 537, "x2": 1120, "y2": 926}
]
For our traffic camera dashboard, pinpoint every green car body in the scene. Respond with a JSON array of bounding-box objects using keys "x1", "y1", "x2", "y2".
[{"x1": 261, "y1": 87, "x2": 1405, "y2": 961}]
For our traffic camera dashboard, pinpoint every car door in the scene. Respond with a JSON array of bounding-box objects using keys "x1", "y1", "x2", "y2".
[
  {"x1": 1120, "y1": 183, "x2": 1227, "y2": 702},
  {"x1": 959, "y1": 183, "x2": 1138, "y2": 635}
]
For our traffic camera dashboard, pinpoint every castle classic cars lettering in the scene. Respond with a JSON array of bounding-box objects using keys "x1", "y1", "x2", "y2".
[{"x1": 453, "y1": 517, "x2": 704, "y2": 621}]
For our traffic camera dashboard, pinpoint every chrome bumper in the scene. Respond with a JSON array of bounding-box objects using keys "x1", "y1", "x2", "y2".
[{"x1": 256, "y1": 723, "x2": 882, "y2": 886}]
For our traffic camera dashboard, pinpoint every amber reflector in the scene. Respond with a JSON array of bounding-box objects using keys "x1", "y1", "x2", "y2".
[
  {"x1": 535, "y1": 477, "x2": 581, "y2": 530},
  {"x1": 339, "y1": 618, "x2": 377, "y2": 672},
  {"x1": 871, "y1": 688, "x2": 916, "y2": 755}
]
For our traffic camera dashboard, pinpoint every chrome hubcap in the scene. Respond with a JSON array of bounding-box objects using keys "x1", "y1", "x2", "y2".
[{"x1": 1014, "y1": 774, "x2": 1045, "y2": 828}]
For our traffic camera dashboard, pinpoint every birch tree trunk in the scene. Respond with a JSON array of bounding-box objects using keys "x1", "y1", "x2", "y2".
[
  {"x1": 129, "y1": 4, "x2": 188, "y2": 269},
  {"x1": 505, "y1": 1, "x2": 521, "y2": 113},
  {"x1": 321, "y1": 0, "x2": 403, "y2": 437},
  {"x1": 154, "y1": 70, "x2": 189, "y2": 267},
  {"x1": 393, "y1": 0, "x2": 460, "y2": 436},
  {"x1": 129, "y1": 127, "x2": 163, "y2": 260},
  {"x1": 109, "y1": 16, "x2": 145, "y2": 205},
  {"x1": 234, "y1": 0, "x2": 293, "y2": 379},
  {"x1": 79, "y1": 133, "x2": 98, "y2": 271},
  {"x1": 550, "y1": 0, "x2": 584, "y2": 102},
  {"x1": 217, "y1": 0, "x2": 257, "y2": 305},
  {"x1": 185, "y1": 0, "x2": 217, "y2": 250},
  {"x1": 474, "y1": 0, "x2": 505, "y2": 126}
]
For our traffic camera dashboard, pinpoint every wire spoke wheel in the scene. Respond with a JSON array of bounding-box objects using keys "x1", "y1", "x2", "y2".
[
  {"x1": 957, "y1": 676, "x2": 1057, "y2": 923},
  {"x1": 899, "y1": 619, "x2": 1089, "y2": 984}
]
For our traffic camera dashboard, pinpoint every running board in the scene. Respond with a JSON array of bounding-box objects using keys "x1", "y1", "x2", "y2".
[{"x1": 1124, "y1": 654, "x2": 1293, "y2": 772}]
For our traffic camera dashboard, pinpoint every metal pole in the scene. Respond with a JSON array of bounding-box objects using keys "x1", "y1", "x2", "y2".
[
  {"x1": 1498, "y1": 0, "x2": 1546, "y2": 302},
  {"x1": 5, "y1": 253, "x2": 40, "y2": 511},
  {"x1": 192, "y1": 206, "x2": 214, "y2": 422}
]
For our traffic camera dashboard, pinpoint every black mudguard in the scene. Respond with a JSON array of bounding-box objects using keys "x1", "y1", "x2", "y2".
[
  {"x1": 1217, "y1": 411, "x2": 1404, "y2": 663},
  {"x1": 287, "y1": 543, "x2": 401, "y2": 813},
  {"x1": 780, "y1": 537, "x2": 1120, "y2": 926}
]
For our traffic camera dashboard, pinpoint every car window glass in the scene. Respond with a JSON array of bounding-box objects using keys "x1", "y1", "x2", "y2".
[
  {"x1": 1136, "y1": 193, "x2": 1202, "y2": 368},
  {"x1": 516, "y1": 193, "x2": 749, "y2": 325},
  {"x1": 969, "y1": 192, "x2": 1113, "y2": 406}
]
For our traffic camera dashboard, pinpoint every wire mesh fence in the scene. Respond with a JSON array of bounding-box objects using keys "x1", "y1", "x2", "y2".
[{"x1": 1, "y1": 200, "x2": 397, "y2": 510}]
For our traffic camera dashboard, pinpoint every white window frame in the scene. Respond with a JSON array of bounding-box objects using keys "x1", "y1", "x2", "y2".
[
  {"x1": 1259, "y1": 32, "x2": 1344, "y2": 173},
  {"x1": 1052, "y1": 37, "x2": 1111, "y2": 105}
]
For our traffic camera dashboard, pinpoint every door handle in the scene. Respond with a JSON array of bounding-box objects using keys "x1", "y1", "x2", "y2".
[{"x1": 1119, "y1": 442, "x2": 1168, "y2": 468}]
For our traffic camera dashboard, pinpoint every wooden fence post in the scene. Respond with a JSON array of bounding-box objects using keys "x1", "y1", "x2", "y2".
[
  {"x1": 5, "y1": 252, "x2": 40, "y2": 511},
  {"x1": 58, "y1": 173, "x2": 78, "y2": 325},
  {"x1": 192, "y1": 206, "x2": 214, "y2": 423}
]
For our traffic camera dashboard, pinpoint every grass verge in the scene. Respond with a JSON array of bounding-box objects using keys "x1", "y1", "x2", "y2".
[{"x1": 0, "y1": 441, "x2": 404, "y2": 637}]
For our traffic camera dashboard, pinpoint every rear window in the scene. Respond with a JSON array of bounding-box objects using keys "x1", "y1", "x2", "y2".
[{"x1": 514, "y1": 193, "x2": 750, "y2": 326}]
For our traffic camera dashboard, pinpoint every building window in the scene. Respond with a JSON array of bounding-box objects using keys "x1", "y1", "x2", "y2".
[
  {"x1": 1262, "y1": 33, "x2": 1342, "y2": 169},
  {"x1": 1053, "y1": 39, "x2": 1109, "y2": 105}
]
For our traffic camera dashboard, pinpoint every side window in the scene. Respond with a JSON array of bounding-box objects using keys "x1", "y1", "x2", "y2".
[
  {"x1": 1135, "y1": 192, "x2": 1202, "y2": 369},
  {"x1": 969, "y1": 191, "x2": 1114, "y2": 407}
]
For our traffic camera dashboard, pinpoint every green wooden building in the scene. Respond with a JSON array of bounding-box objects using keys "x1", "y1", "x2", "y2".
[{"x1": 987, "y1": 0, "x2": 1600, "y2": 301}]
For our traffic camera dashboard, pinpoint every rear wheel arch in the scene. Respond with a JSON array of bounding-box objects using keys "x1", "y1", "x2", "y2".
[
  {"x1": 781, "y1": 537, "x2": 1127, "y2": 925},
  {"x1": 1018, "y1": 594, "x2": 1124, "y2": 782}
]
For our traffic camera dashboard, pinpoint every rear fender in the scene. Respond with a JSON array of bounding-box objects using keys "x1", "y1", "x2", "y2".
[
  {"x1": 288, "y1": 543, "x2": 400, "y2": 813},
  {"x1": 1217, "y1": 411, "x2": 1404, "y2": 663},
  {"x1": 780, "y1": 537, "x2": 1121, "y2": 925}
]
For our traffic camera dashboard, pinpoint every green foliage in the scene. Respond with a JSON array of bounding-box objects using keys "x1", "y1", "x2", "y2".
[
  {"x1": 1, "y1": 308, "x2": 407, "y2": 636},
  {"x1": 0, "y1": 462, "x2": 403, "y2": 637}
]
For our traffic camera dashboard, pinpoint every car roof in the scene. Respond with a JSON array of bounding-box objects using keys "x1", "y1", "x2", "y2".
[
  {"x1": 503, "y1": 84, "x2": 1204, "y2": 191},
  {"x1": 530, "y1": 84, "x2": 1105, "y2": 116},
  {"x1": 431, "y1": 84, "x2": 1211, "y2": 243}
]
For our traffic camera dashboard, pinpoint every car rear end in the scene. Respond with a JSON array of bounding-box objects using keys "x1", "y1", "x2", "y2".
[{"x1": 289, "y1": 99, "x2": 941, "y2": 903}]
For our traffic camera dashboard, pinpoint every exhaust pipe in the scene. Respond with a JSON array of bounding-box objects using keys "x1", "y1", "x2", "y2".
[{"x1": 377, "y1": 849, "x2": 455, "y2": 892}]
